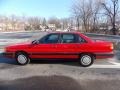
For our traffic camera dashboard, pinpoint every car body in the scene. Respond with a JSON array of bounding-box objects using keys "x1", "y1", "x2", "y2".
[{"x1": 4, "y1": 32, "x2": 114, "y2": 67}]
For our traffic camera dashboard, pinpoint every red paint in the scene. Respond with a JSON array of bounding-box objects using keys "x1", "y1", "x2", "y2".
[{"x1": 4, "y1": 32, "x2": 114, "y2": 60}]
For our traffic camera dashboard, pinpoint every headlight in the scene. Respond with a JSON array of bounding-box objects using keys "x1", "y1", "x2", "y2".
[
  {"x1": 0, "y1": 49, "x2": 4, "y2": 54},
  {"x1": 110, "y1": 44, "x2": 114, "y2": 50},
  {"x1": 4, "y1": 46, "x2": 10, "y2": 52}
]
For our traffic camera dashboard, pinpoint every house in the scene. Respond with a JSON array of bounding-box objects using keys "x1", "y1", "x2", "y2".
[
  {"x1": 48, "y1": 24, "x2": 56, "y2": 30},
  {"x1": 0, "y1": 21, "x2": 25, "y2": 31}
]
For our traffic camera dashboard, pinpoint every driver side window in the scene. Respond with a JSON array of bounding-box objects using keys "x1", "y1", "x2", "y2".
[{"x1": 39, "y1": 34, "x2": 60, "y2": 44}]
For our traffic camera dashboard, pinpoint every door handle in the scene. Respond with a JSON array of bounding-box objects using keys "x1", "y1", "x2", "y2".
[
  {"x1": 71, "y1": 46, "x2": 79, "y2": 48},
  {"x1": 51, "y1": 45, "x2": 57, "y2": 48},
  {"x1": 75, "y1": 45, "x2": 80, "y2": 48},
  {"x1": 63, "y1": 46, "x2": 68, "y2": 48}
]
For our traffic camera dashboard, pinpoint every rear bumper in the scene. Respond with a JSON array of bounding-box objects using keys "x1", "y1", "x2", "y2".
[{"x1": 95, "y1": 52, "x2": 114, "y2": 59}]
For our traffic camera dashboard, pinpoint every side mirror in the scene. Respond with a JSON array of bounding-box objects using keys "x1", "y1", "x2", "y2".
[{"x1": 32, "y1": 40, "x2": 39, "y2": 45}]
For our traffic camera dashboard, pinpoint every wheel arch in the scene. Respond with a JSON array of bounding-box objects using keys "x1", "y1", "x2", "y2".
[
  {"x1": 79, "y1": 52, "x2": 96, "y2": 59},
  {"x1": 15, "y1": 51, "x2": 29, "y2": 57}
]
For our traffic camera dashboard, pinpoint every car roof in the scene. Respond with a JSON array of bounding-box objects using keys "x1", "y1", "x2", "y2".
[
  {"x1": 47, "y1": 31, "x2": 82, "y2": 35},
  {"x1": 47, "y1": 31, "x2": 92, "y2": 43}
]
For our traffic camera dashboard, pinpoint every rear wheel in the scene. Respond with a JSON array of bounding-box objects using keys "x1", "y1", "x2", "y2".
[
  {"x1": 16, "y1": 52, "x2": 30, "y2": 65},
  {"x1": 79, "y1": 54, "x2": 94, "y2": 67}
]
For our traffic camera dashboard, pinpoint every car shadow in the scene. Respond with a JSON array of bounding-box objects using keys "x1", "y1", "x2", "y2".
[
  {"x1": 0, "y1": 53, "x2": 81, "y2": 67},
  {"x1": 115, "y1": 51, "x2": 120, "y2": 60},
  {"x1": 0, "y1": 54, "x2": 17, "y2": 65},
  {"x1": 31, "y1": 59, "x2": 81, "y2": 67},
  {"x1": 0, "y1": 54, "x2": 19, "y2": 69}
]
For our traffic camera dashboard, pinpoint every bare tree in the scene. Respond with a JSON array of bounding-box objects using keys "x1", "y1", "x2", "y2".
[
  {"x1": 42, "y1": 18, "x2": 47, "y2": 26},
  {"x1": 1, "y1": 16, "x2": 9, "y2": 31},
  {"x1": 10, "y1": 15, "x2": 18, "y2": 30},
  {"x1": 101, "y1": 0, "x2": 119, "y2": 35},
  {"x1": 61, "y1": 18, "x2": 69, "y2": 30},
  {"x1": 48, "y1": 17, "x2": 61, "y2": 29},
  {"x1": 72, "y1": 0, "x2": 101, "y2": 32},
  {"x1": 90, "y1": 0, "x2": 102, "y2": 32},
  {"x1": 27, "y1": 17, "x2": 41, "y2": 30}
]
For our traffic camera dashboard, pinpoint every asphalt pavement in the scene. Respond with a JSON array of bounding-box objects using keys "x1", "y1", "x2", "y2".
[
  {"x1": 0, "y1": 56, "x2": 120, "y2": 90},
  {"x1": 0, "y1": 75, "x2": 120, "y2": 90}
]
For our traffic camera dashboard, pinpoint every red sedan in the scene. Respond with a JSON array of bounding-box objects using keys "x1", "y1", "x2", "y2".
[{"x1": 4, "y1": 32, "x2": 114, "y2": 67}]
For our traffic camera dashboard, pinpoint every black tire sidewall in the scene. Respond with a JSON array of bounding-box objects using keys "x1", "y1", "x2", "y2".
[
  {"x1": 16, "y1": 53, "x2": 30, "y2": 65},
  {"x1": 79, "y1": 54, "x2": 94, "y2": 67}
]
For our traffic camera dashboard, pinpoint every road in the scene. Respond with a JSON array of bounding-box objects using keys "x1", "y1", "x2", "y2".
[
  {"x1": 0, "y1": 55, "x2": 120, "y2": 90},
  {"x1": 0, "y1": 31, "x2": 120, "y2": 90}
]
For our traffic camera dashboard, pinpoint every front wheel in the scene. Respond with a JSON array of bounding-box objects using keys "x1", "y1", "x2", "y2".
[
  {"x1": 16, "y1": 53, "x2": 30, "y2": 65},
  {"x1": 79, "y1": 54, "x2": 94, "y2": 67}
]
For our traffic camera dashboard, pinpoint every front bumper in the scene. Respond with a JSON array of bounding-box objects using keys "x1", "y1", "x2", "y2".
[{"x1": 3, "y1": 52, "x2": 15, "y2": 58}]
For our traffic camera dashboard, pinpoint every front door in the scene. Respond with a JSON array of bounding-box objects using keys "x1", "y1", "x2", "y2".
[{"x1": 29, "y1": 33, "x2": 61, "y2": 59}]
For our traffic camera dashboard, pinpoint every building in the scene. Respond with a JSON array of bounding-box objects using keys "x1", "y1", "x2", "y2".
[{"x1": 48, "y1": 24, "x2": 56, "y2": 30}]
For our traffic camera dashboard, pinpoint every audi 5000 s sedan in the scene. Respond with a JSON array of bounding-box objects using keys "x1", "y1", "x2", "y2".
[{"x1": 4, "y1": 32, "x2": 114, "y2": 67}]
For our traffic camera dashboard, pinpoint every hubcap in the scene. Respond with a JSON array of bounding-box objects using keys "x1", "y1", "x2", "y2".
[
  {"x1": 17, "y1": 55, "x2": 27, "y2": 64},
  {"x1": 81, "y1": 55, "x2": 92, "y2": 65}
]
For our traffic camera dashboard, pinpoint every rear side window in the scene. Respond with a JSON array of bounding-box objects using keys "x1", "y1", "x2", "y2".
[{"x1": 61, "y1": 34, "x2": 77, "y2": 43}]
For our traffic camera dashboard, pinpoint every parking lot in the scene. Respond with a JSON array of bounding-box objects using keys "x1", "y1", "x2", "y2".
[
  {"x1": 0, "y1": 31, "x2": 120, "y2": 90},
  {"x1": 0, "y1": 56, "x2": 120, "y2": 90}
]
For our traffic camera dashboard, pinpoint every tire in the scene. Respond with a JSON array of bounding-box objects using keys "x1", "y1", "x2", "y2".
[
  {"x1": 16, "y1": 52, "x2": 30, "y2": 65},
  {"x1": 79, "y1": 54, "x2": 94, "y2": 67}
]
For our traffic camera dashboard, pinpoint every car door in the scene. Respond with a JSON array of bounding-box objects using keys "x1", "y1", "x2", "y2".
[
  {"x1": 59, "y1": 33, "x2": 80, "y2": 59},
  {"x1": 59, "y1": 33, "x2": 88, "y2": 59},
  {"x1": 29, "y1": 33, "x2": 61, "y2": 59}
]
